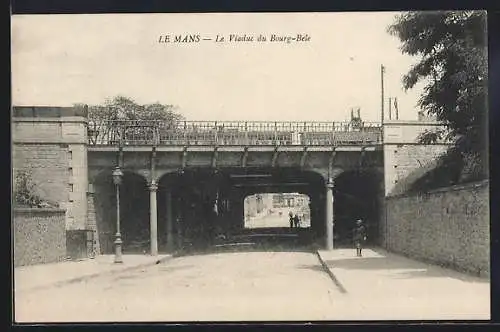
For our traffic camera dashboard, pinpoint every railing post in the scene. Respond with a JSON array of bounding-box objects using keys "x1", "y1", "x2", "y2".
[
  {"x1": 87, "y1": 121, "x2": 95, "y2": 145},
  {"x1": 117, "y1": 122, "x2": 123, "y2": 148},
  {"x1": 301, "y1": 121, "x2": 306, "y2": 145},
  {"x1": 244, "y1": 122, "x2": 248, "y2": 145},
  {"x1": 111, "y1": 121, "x2": 116, "y2": 145},
  {"x1": 183, "y1": 121, "x2": 187, "y2": 145},
  {"x1": 331, "y1": 121, "x2": 336, "y2": 145},
  {"x1": 120, "y1": 121, "x2": 125, "y2": 147},
  {"x1": 214, "y1": 121, "x2": 218, "y2": 146},
  {"x1": 379, "y1": 122, "x2": 383, "y2": 144},
  {"x1": 153, "y1": 121, "x2": 159, "y2": 146},
  {"x1": 274, "y1": 121, "x2": 278, "y2": 145}
]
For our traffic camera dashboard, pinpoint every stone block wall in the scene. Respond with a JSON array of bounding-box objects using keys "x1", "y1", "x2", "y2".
[
  {"x1": 12, "y1": 144, "x2": 70, "y2": 205},
  {"x1": 12, "y1": 107, "x2": 89, "y2": 231},
  {"x1": 384, "y1": 144, "x2": 449, "y2": 196},
  {"x1": 13, "y1": 208, "x2": 67, "y2": 267},
  {"x1": 380, "y1": 181, "x2": 489, "y2": 277},
  {"x1": 382, "y1": 120, "x2": 451, "y2": 196}
]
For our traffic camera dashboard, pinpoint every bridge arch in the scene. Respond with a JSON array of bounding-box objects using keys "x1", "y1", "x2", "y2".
[
  {"x1": 307, "y1": 167, "x2": 344, "y2": 183},
  {"x1": 332, "y1": 168, "x2": 384, "y2": 246},
  {"x1": 92, "y1": 170, "x2": 150, "y2": 254},
  {"x1": 154, "y1": 168, "x2": 181, "y2": 184},
  {"x1": 90, "y1": 163, "x2": 383, "y2": 253},
  {"x1": 142, "y1": 166, "x2": 339, "y2": 251}
]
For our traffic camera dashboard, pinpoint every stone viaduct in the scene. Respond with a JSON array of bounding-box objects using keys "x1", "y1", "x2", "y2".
[{"x1": 12, "y1": 106, "x2": 450, "y2": 256}]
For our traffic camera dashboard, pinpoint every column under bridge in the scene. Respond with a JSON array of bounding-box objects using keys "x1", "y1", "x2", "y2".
[{"x1": 87, "y1": 120, "x2": 385, "y2": 254}]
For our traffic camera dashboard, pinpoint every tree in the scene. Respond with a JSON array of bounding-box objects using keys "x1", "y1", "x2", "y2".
[
  {"x1": 388, "y1": 11, "x2": 488, "y2": 183},
  {"x1": 78, "y1": 96, "x2": 184, "y2": 145}
]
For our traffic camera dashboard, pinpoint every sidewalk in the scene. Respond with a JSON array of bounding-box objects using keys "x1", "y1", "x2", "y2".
[
  {"x1": 14, "y1": 254, "x2": 172, "y2": 293},
  {"x1": 316, "y1": 248, "x2": 490, "y2": 320}
]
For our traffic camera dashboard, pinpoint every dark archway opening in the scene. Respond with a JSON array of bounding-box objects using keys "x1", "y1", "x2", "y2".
[
  {"x1": 94, "y1": 171, "x2": 149, "y2": 254},
  {"x1": 158, "y1": 169, "x2": 229, "y2": 252},
  {"x1": 120, "y1": 173, "x2": 149, "y2": 253},
  {"x1": 94, "y1": 171, "x2": 115, "y2": 255},
  {"x1": 157, "y1": 167, "x2": 327, "y2": 253},
  {"x1": 333, "y1": 170, "x2": 382, "y2": 246}
]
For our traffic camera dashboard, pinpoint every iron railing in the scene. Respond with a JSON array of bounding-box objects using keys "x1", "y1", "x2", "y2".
[{"x1": 87, "y1": 120, "x2": 382, "y2": 146}]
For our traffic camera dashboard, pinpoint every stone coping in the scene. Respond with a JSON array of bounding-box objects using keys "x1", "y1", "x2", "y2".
[
  {"x1": 12, "y1": 106, "x2": 87, "y2": 118},
  {"x1": 383, "y1": 119, "x2": 443, "y2": 126},
  {"x1": 12, "y1": 117, "x2": 87, "y2": 123}
]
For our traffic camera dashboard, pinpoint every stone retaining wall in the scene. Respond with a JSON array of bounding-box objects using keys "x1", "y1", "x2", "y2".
[
  {"x1": 13, "y1": 208, "x2": 67, "y2": 267},
  {"x1": 380, "y1": 180, "x2": 489, "y2": 277}
]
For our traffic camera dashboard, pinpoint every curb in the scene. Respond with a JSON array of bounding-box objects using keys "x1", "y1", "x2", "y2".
[
  {"x1": 315, "y1": 251, "x2": 348, "y2": 294},
  {"x1": 16, "y1": 255, "x2": 174, "y2": 293}
]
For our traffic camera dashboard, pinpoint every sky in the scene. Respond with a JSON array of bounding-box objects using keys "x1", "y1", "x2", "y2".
[{"x1": 11, "y1": 12, "x2": 426, "y2": 122}]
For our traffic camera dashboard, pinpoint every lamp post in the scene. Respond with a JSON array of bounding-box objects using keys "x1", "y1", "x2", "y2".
[
  {"x1": 325, "y1": 179, "x2": 334, "y2": 251},
  {"x1": 112, "y1": 166, "x2": 124, "y2": 263}
]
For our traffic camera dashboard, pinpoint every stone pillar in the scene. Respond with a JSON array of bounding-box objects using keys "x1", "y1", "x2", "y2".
[
  {"x1": 149, "y1": 182, "x2": 158, "y2": 256},
  {"x1": 378, "y1": 181, "x2": 387, "y2": 249},
  {"x1": 176, "y1": 195, "x2": 184, "y2": 247},
  {"x1": 228, "y1": 193, "x2": 245, "y2": 231},
  {"x1": 166, "y1": 191, "x2": 174, "y2": 251},
  {"x1": 86, "y1": 183, "x2": 99, "y2": 257},
  {"x1": 237, "y1": 195, "x2": 245, "y2": 230},
  {"x1": 325, "y1": 179, "x2": 334, "y2": 250}
]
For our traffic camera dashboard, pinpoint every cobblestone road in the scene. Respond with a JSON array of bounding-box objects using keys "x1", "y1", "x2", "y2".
[
  {"x1": 15, "y1": 251, "x2": 342, "y2": 322},
  {"x1": 15, "y1": 248, "x2": 490, "y2": 322}
]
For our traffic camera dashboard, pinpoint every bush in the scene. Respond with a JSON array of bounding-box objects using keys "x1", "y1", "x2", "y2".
[
  {"x1": 408, "y1": 147, "x2": 487, "y2": 193},
  {"x1": 13, "y1": 170, "x2": 57, "y2": 208}
]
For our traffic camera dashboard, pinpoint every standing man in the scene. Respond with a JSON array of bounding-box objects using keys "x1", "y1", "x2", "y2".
[
  {"x1": 289, "y1": 211, "x2": 294, "y2": 229},
  {"x1": 293, "y1": 213, "x2": 300, "y2": 228},
  {"x1": 353, "y1": 219, "x2": 367, "y2": 257}
]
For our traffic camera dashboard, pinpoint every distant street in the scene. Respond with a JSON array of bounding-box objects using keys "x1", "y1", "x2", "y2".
[{"x1": 245, "y1": 208, "x2": 311, "y2": 229}]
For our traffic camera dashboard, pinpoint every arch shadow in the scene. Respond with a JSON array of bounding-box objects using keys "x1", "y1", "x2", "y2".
[
  {"x1": 152, "y1": 167, "x2": 331, "y2": 253},
  {"x1": 333, "y1": 169, "x2": 383, "y2": 246},
  {"x1": 93, "y1": 171, "x2": 149, "y2": 254}
]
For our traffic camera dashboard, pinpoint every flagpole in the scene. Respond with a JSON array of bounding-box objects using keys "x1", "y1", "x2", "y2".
[
  {"x1": 381, "y1": 64, "x2": 385, "y2": 124},
  {"x1": 394, "y1": 97, "x2": 399, "y2": 120},
  {"x1": 388, "y1": 97, "x2": 392, "y2": 120}
]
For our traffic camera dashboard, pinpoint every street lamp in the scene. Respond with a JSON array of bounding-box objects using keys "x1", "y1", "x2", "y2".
[{"x1": 112, "y1": 166, "x2": 124, "y2": 263}]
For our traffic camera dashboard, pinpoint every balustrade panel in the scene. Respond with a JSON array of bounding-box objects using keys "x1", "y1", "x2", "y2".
[{"x1": 87, "y1": 120, "x2": 382, "y2": 146}]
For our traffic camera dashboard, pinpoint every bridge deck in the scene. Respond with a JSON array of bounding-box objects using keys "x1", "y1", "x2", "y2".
[{"x1": 87, "y1": 145, "x2": 381, "y2": 152}]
